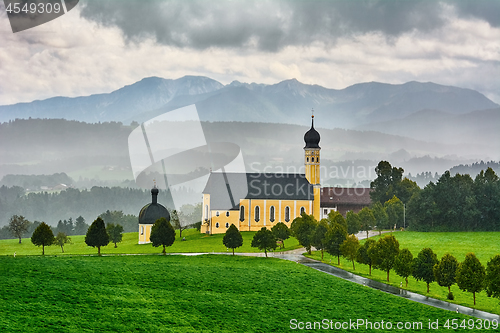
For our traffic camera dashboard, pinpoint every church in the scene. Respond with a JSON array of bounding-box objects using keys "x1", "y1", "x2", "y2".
[
  {"x1": 200, "y1": 115, "x2": 322, "y2": 234},
  {"x1": 137, "y1": 114, "x2": 372, "y2": 242}
]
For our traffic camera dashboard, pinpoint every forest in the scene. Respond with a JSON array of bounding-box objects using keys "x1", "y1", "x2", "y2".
[{"x1": 370, "y1": 161, "x2": 500, "y2": 232}]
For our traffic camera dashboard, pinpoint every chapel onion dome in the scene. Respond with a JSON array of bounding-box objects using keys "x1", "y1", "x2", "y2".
[
  {"x1": 138, "y1": 187, "x2": 170, "y2": 224},
  {"x1": 304, "y1": 115, "x2": 320, "y2": 149}
]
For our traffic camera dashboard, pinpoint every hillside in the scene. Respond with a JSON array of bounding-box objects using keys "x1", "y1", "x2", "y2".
[
  {"x1": 356, "y1": 108, "x2": 500, "y2": 150},
  {"x1": 0, "y1": 118, "x2": 484, "y2": 184}
]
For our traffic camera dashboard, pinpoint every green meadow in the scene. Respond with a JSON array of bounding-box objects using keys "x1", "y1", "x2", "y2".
[
  {"x1": 0, "y1": 229, "x2": 301, "y2": 256},
  {"x1": 307, "y1": 231, "x2": 500, "y2": 315},
  {"x1": 0, "y1": 255, "x2": 475, "y2": 332}
]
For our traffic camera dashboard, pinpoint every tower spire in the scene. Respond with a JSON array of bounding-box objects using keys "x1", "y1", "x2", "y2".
[
  {"x1": 303, "y1": 111, "x2": 321, "y2": 221},
  {"x1": 151, "y1": 179, "x2": 159, "y2": 204}
]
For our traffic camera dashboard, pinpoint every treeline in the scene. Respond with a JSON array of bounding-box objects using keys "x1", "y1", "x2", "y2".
[
  {"x1": 0, "y1": 185, "x2": 198, "y2": 228},
  {"x1": 370, "y1": 161, "x2": 500, "y2": 232},
  {"x1": 0, "y1": 173, "x2": 74, "y2": 190},
  {"x1": 450, "y1": 161, "x2": 500, "y2": 178},
  {"x1": 0, "y1": 186, "x2": 149, "y2": 226},
  {"x1": 405, "y1": 161, "x2": 500, "y2": 189},
  {"x1": 406, "y1": 171, "x2": 440, "y2": 188},
  {"x1": 1, "y1": 203, "x2": 201, "y2": 241},
  {"x1": 0, "y1": 214, "x2": 129, "y2": 240}
]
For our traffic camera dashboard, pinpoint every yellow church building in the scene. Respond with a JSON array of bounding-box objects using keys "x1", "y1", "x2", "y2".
[
  {"x1": 200, "y1": 115, "x2": 321, "y2": 234},
  {"x1": 137, "y1": 114, "x2": 372, "y2": 242}
]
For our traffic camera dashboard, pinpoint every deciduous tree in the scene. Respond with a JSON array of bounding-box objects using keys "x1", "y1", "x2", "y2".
[
  {"x1": 371, "y1": 202, "x2": 388, "y2": 234},
  {"x1": 356, "y1": 238, "x2": 376, "y2": 275},
  {"x1": 369, "y1": 234, "x2": 400, "y2": 282},
  {"x1": 485, "y1": 255, "x2": 500, "y2": 302},
  {"x1": 171, "y1": 210, "x2": 188, "y2": 239},
  {"x1": 85, "y1": 217, "x2": 110, "y2": 256},
  {"x1": 346, "y1": 211, "x2": 361, "y2": 235},
  {"x1": 370, "y1": 161, "x2": 404, "y2": 204},
  {"x1": 271, "y1": 222, "x2": 291, "y2": 248},
  {"x1": 326, "y1": 211, "x2": 347, "y2": 230},
  {"x1": 394, "y1": 248, "x2": 413, "y2": 287},
  {"x1": 396, "y1": 177, "x2": 420, "y2": 205},
  {"x1": 8, "y1": 215, "x2": 30, "y2": 244},
  {"x1": 384, "y1": 196, "x2": 404, "y2": 229},
  {"x1": 312, "y1": 219, "x2": 328, "y2": 259},
  {"x1": 106, "y1": 223, "x2": 124, "y2": 248},
  {"x1": 251, "y1": 227, "x2": 277, "y2": 258},
  {"x1": 55, "y1": 232, "x2": 71, "y2": 253},
  {"x1": 433, "y1": 253, "x2": 458, "y2": 294},
  {"x1": 223, "y1": 224, "x2": 243, "y2": 255},
  {"x1": 456, "y1": 253, "x2": 485, "y2": 305},
  {"x1": 340, "y1": 235, "x2": 360, "y2": 270},
  {"x1": 358, "y1": 207, "x2": 375, "y2": 239},
  {"x1": 31, "y1": 222, "x2": 55, "y2": 255},
  {"x1": 290, "y1": 213, "x2": 317, "y2": 254},
  {"x1": 324, "y1": 222, "x2": 347, "y2": 265},
  {"x1": 150, "y1": 217, "x2": 176, "y2": 255},
  {"x1": 413, "y1": 248, "x2": 438, "y2": 293}
]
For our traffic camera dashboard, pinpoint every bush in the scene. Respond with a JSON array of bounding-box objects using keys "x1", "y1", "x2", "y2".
[{"x1": 447, "y1": 292, "x2": 454, "y2": 300}]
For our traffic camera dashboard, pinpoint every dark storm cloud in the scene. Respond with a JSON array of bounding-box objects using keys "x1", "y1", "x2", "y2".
[
  {"x1": 77, "y1": 0, "x2": 499, "y2": 51},
  {"x1": 454, "y1": 1, "x2": 500, "y2": 27}
]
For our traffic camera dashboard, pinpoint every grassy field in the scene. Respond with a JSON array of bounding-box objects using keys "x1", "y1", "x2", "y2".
[
  {"x1": 306, "y1": 231, "x2": 500, "y2": 315},
  {"x1": 0, "y1": 255, "x2": 475, "y2": 332},
  {"x1": 0, "y1": 229, "x2": 301, "y2": 256}
]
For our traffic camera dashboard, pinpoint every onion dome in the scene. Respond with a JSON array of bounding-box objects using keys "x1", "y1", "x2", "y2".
[
  {"x1": 304, "y1": 115, "x2": 320, "y2": 148},
  {"x1": 138, "y1": 187, "x2": 170, "y2": 224}
]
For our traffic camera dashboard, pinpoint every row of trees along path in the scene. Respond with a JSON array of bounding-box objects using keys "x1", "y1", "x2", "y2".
[{"x1": 287, "y1": 211, "x2": 500, "y2": 307}]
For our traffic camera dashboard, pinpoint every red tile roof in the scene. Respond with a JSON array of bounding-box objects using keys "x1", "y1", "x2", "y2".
[{"x1": 321, "y1": 187, "x2": 372, "y2": 206}]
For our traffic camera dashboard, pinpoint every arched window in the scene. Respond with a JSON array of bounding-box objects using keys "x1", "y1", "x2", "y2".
[
  {"x1": 140, "y1": 226, "x2": 144, "y2": 235},
  {"x1": 205, "y1": 205, "x2": 209, "y2": 221},
  {"x1": 225, "y1": 222, "x2": 229, "y2": 228},
  {"x1": 255, "y1": 206, "x2": 260, "y2": 222},
  {"x1": 240, "y1": 206, "x2": 245, "y2": 221},
  {"x1": 270, "y1": 206, "x2": 275, "y2": 222},
  {"x1": 226, "y1": 211, "x2": 230, "y2": 217},
  {"x1": 306, "y1": 157, "x2": 309, "y2": 162},
  {"x1": 216, "y1": 211, "x2": 220, "y2": 217},
  {"x1": 215, "y1": 222, "x2": 219, "y2": 228},
  {"x1": 300, "y1": 207, "x2": 305, "y2": 215},
  {"x1": 311, "y1": 157, "x2": 314, "y2": 162},
  {"x1": 285, "y1": 206, "x2": 290, "y2": 222}
]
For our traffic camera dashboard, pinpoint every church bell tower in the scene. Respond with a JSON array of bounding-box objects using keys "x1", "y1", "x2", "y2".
[{"x1": 304, "y1": 113, "x2": 321, "y2": 220}]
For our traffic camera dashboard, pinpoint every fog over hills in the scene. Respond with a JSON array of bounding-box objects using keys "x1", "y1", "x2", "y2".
[
  {"x1": 1, "y1": 76, "x2": 498, "y2": 188},
  {"x1": 356, "y1": 108, "x2": 500, "y2": 151}
]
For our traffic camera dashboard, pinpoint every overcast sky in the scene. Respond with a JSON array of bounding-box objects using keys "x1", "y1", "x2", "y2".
[{"x1": 1, "y1": 0, "x2": 499, "y2": 105}]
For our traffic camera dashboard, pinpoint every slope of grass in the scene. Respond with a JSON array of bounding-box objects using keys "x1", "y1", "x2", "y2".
[
  {"x1": 0, "y1": 255, "x2": 476, "y2": 332},
  {"x1": 306, "y1": 231, "x2": 500, "y2": 315},
  {"x1": 0, "y1": 229, "x2": 301, "y2": 256}
]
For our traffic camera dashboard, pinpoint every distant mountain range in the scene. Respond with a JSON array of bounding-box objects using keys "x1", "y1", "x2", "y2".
[{"x1": 0, "y1": 76, "x2": 497, "y2": 130}]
